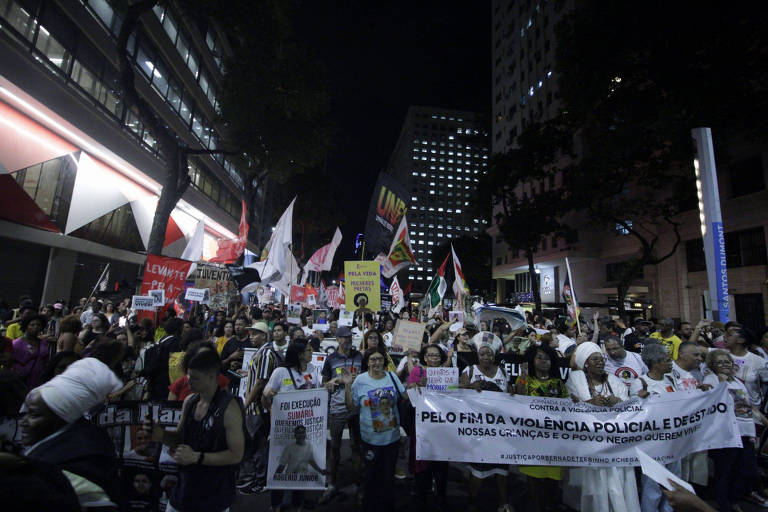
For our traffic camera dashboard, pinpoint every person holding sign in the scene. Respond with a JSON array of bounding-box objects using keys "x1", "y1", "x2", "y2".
[
  {"x1": 459, "y1": 336, "x2": 513, "y2": 512},
  {"x1": 565, "y1": 342, "x2": 639, "y2": 512},
  {"x1": 406, "y1": 344, "x2": 450, "y2": 510},
  {"x1": 343, "y1": 345, "x2": 416, "y2": 512},
  {"x1": 262, "y1": 339, "x2": 322, "y2": 511},
  {"x1": 513, "y1": 344, "x2": 568, "y2": 512}
]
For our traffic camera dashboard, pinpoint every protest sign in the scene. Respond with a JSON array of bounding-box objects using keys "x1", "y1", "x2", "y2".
[
  {"x1": 140, "y1": 255, "x2": 191, "y2": 309},
  {"x1": 94, "y1": 401, "x2": 182, "y2": 511},
  {"x1": 132, "y1": 295, "x2": 156, "y2": 311},
  {"x1": 344, "y1": 261, "x2": 380, "y2": 312},
  {"x1": 267, "y1": 388, "x2": 328, "y2": 490},
  {"x1": 311, "y1": 352, "x2": 327, "y2": 382},
  {"x1": 290, "y1": 285, "x2": 307, "y2": 304},
  {"x1": 193, "y1": 262, "x2": 237, "y2": 311},
  {"x1": 325, "y1": 285, "x2": 339, "y2": 308},
  {"x1": 149, "y1": 289, "x2": 165, "y2": 307},
  {"x1": 338, "y1": 308, "x2": 354, "y2": 327},
  {"x1": 410, "y1": 384, "x2": 741, "y2": 467},
  {"x1": 287, "y1": 303, "x2": 302, "y2": 325},
  {"x1": 238, "y1": 347, "x2": 260, "y2": 400},
  {"x1": 449, "y1": 310, "x2": 465, "y2": 324},
  {"x1": 306, "y1": 294, "x2": 316, "y2": 307},
  {"x1": 184, "y1": 287, "x2": 210, "y2": 304},
  {"x1": 380, "y1": 294, "x2": 392, "y2": 313},
  {"x1": 313, "y1": 309, "x2": 328, "y2": 325},
  {"x1": 427, "y1": 367, "x2": 459, "y2": 391},
  {"x1": 391, "y1": 319, "x2": 425, "y2": 354},
  {"x1": 312, "y1": 323, "x2": 329, "y2": 333}
]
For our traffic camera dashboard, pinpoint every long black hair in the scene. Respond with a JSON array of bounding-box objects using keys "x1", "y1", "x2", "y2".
[
  {"x1": 523, "y1": 343, "x2": 560, "y2": 380},
  {"x1": 284, "y1": 339, "x2": 309, "y2": 370}
]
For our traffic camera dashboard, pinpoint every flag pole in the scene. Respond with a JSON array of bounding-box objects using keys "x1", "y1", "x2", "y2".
[
  {"x1": 565, "y1": 257, "x2": 581, "y2": 336},
  {"x1": 86, "y1": 263, "x2": 110, "y2": 305}
]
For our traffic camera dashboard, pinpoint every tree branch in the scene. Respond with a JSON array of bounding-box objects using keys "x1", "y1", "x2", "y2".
[{"x1": 648, "y1": 217, "x2": 682, "y2": 265}]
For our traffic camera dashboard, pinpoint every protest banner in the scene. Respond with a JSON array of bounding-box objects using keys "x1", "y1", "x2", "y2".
[
  {"x1": 93, "y1": 400, "x2": 183, "y2": 511},
  {"x1": 140, "y1": 255, "x2": 191, "y2": 312},
  {"x1": 132, "y1": 295, "x2": 156, "y2": 311},
  {"x1": 427, "y1": 367, "x2": 459, "y2": 391},
  {"x1": 380, "y1": 293, "x2": 392, "y2": 313},
  {"x1": 192, "y1": 262, "x2": 237, "y2": 311},
  {"x1": 410, "y1": 384, "x2": 741, "y2": 468},
  {"x1": 266, "y1": 388, "x2": 328, "y2": 490},
  {"x1": 184, "y1": 287, "x2": 210, "y2": 304},
  {"x1": 391, "y1": 319, "x2": 425, "y2": 354},
  {"x1": 344, "y1": 261, "x2": 380, "y2": 311},
  {"x1": 363, "y1": 173, "x2": 409, "y2": 258},
  {"x1": 149, "y1": 289, "x2": 165, "y2": 307}
]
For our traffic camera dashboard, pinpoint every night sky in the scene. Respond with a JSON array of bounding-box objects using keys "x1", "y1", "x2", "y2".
[{"x1": 296, "y1": 2, "x2": 491, "y2": 261}]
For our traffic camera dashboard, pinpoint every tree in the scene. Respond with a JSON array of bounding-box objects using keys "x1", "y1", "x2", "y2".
[
  {"x1": 112, "y1": 0, "x2": 331, "y2": 256},
  {"x1": 477, "y1": 120, "x2": 573, "y2": 314},
  {"x1": 552, "y1": 2, "x2": 768, "y2": 317}
]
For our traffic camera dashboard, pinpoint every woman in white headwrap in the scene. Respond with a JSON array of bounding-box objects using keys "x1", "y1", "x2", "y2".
[{"x1": 565, "y1": 342, "x2": 640, "y2": 512}]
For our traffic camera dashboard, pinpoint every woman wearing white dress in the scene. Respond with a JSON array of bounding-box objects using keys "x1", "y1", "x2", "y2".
[{"x1": 565, "y1": 342, "x2": 641, "y2": 512}]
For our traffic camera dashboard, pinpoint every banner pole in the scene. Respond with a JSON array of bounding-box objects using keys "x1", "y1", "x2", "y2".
[
  {"x1": 565, "y1": 257, "x2": 581, "y2": 336},
  {"x1": 86, "y1": 263, "x2": 110, "y2": 305}
]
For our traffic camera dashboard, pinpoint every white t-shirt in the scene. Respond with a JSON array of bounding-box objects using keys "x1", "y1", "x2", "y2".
[
  {"x1": 278, "y1": 441, "x2": 315, "y2": 473},
  {"x1": 265, "y1": 363, "x2": 320, "y2": 393},
  {"x1": 604, "y1": 351, "x2": 647, "y2": 387},
  {"x1": 730, "y1": 351, "x2": 768, "y2": 406},
  {"x1": 671, "y1": 362, "x2": 701, "y2": 392},
  {"x1": 462, "y1": 365, "x2": 508, "y2": 392},
  {"x1": 703, "y1": 375, "x2": 756, "y2": 437},
  {"x1": 629, "y1": 374, "x2": 677, "y2": 397}
]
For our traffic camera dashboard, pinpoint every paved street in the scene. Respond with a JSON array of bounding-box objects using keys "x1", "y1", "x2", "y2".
[{"x1": 231, "y1": 439, "x2": 764, "y2": 512}]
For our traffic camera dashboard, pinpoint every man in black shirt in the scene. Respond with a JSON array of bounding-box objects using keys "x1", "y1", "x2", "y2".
[{"x1": 623, "y1": 319, "x2": 653, "y2": 353}]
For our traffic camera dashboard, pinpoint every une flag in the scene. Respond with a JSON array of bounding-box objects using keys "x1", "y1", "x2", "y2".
[
  {"x1": 375, "y1": 215, "x2": 418, "y2": 278},
  {"x1": 211, "y1": 199, "x2": 249, "y2": 263},
  {"x1": 426, "y1": 253, "x2": 450, "y2": 316},
  {"x1": 563, "y1": 270, "x2": 581, "y2": 328},
  {"x1": 451, "y1": 244, "x2": 469, "y2": 305},
  {"x1": 390, "y1": 276, "x2": 406, "y2": 314},
  {"x1": 248, "y1": 197, "x2": 296, "y2": 284}
]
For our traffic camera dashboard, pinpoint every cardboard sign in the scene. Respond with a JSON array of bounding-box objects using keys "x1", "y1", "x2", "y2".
[
  {"x1": 148, "y1": 289, "x2": 165, "y2": 307},
  {"x1": 427, "y1": 367, "x2": 459, "y2": 391},
  {"x1": 132, "y1": 295, "x2": 155, "y2": 311},
  {"x1": 184, "y1": 287, "x2": 210, "y2": 304},
  {"x1": 344, "y1": 261, "x2": 380, "y2": 311},
  {"x1": 391, "y1": 319, "x2": 425, "y2": 354}
]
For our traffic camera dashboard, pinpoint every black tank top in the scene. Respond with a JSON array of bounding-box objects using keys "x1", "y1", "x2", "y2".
[{"x1": 170, "y1": 389, "x2": 237, "y2": 512}]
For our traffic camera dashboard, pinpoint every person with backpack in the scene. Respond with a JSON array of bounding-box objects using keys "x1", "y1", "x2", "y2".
[
  {"x1": 141, "y1": 317, "x2": 184, "y2": 401},
  {"x1": 150, "y1": 349, "x2": 245, "y2": 512}
]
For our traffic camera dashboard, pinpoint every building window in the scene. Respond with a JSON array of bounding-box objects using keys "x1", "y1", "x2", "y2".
[{"x1": 686, "y1": 227, "x2": 767, "y2": 272}]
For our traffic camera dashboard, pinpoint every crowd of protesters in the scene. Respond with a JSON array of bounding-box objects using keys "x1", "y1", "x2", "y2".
[{"x1": 1, "y1": 292, "x2": 768, "y2": 512}]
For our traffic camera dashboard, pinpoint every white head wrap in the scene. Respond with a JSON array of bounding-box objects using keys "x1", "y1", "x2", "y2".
[
  {"x1": 573, "y1": 342, "x2": 602, "y2": 370},
  {"x1": 33, "y1": 357, "x2": 123, "y2": 423},
  {"x1": 471, "y1": 332, "x2": 503, "y2": 354}
]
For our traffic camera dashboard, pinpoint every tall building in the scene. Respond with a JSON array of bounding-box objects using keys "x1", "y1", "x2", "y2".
[
  {"x1": 489, "y1": 0, "x2": 768, "y2": 331},
  {"x1": 386, "y1": 106, "x2": 489, "y2": 286},
  {"x1": 0, "y1": 0, "x2": 266, "y2": 304}
]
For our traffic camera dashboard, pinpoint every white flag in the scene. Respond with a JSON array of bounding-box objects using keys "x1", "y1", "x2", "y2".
[
  {"x1": 390, "y1": 276, "x2": 406, "y2": 314},
  {"x1": 305, "y1": 228, "x2": 342, "y2": 273},
  {"x1": 181, "y1": 219, "x2": 205, "y2": 262},
  {"x1": 98, "y1": 267, "x2": 110, "y2": 292},
  {"x1": 248, "y1": 198, "x2": 295, "y2": 284},
  {"x1": 451, "y1": 244, "x2": 469, "y2": 308}
]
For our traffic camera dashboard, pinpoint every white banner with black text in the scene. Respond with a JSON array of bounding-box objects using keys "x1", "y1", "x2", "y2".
[{"x1": 409, "y1": 384, "x2": 741, "y2": 467}]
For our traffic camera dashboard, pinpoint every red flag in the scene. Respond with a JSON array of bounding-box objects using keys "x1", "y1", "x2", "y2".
[
  {"x1": 437, "y1": 252, "x2": 450, "y2": 277},
  {"x1": 403, "y1": 282, "x2": 412, "y2": 296},
  {"x1": 210, "y1": 199, "x2": 249, "y2": 263}
]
